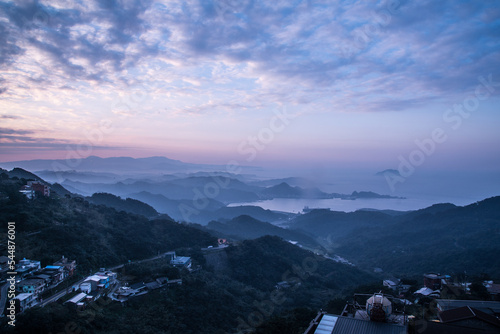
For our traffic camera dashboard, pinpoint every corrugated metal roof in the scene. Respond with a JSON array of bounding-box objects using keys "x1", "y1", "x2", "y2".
[
  {"x1": 315, "y1": 315, "x2": 406, "y2": 334},
  {"x1": 436, "y1": 299, "x2": 500, "y2": 315},
  {"x1": 15, "y1": 293, "x2": 34, "y2": 301},
  {"x1": 333, "y1": 317, "x2": 406, "y2": 334},
  {"x1": 68, "y1": 292, "x2": 87, "y2": 304},
  {"x1": 314, "y1": 314, "x2": 338, "y2": 334}
]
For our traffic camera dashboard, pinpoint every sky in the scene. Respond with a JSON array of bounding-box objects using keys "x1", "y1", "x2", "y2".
[{"x1": 0, "y1": 0, "x2": 499, "y2": 181}]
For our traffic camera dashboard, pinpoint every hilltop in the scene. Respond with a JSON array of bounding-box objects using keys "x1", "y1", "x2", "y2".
[
  {"x1": 206, "y1": 215, "x2": 318, "y2": 248},
  {"x1": 287, "y1": 197, "x2": 500, "y2": 277}
]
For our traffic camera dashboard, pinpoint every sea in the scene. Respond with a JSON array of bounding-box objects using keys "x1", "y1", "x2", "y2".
[{"x1": 227, "y1": 196, "x2": 469, "y2": 213}]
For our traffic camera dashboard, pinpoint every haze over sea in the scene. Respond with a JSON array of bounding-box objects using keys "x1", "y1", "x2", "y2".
[
  {"x1": 229, "y1": 197, "x2": 450, "y2": 213},
  {"x1": 233, "y1": 167, "x2": 500, "y2": 213}
]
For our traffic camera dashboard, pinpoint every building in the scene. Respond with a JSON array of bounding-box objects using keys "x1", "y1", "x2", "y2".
[
  {"x1": 17, "y1": 258, "x2": 41, "y2": 272},
  {"x1": 19, "y1": 185, "x2": 35, "y2": 199},
  {"x1": 19, "y1": 181, "x2": 50, "y2": 198},
  {"x1": 113, "y1": 286, "x2": 134, "y2": 301},
  {"x1": 67, "y1": 292, "x2": 87, "y2": 305},
  {"x1": 145, "y1": 281, "x2": 160, "y2": 290},
  {"x1": 303, "y1": 312, "x2": 407, "y2": 334},
  {"x1": 53, "y1": 256, "x2": 76, "y2": 276},
  {"x1": 164, "y1": 251, "x2": 176, "y2": 261},
  {"x1": 170, "y1": 256, "x2": 191, "y2": 268},
  {"x1": 415, "y1": 320, "x2": 494, "y2": 334},
  {"x1": 17, "y1": 278, "x2": 46, "y2": 296},
  {"x1": 32, "y1": 274, "x2": 51, "y2": 286},
  {"x1": 423, "y1": 273, "x2": 445, "y2": 290},
  {"x1": 14, "y1": 293, "x2": 36, "y2": 312},
  {"x1": 484, "y1": 281, "x2": 500, "y2": 299},
  {"x1": 80, "y1": 281, "x2": 92, "y2": 294},
  {"x1": 438, "y1": 306, "x2": 500, "y2": 332},
  {"x1": 39, "y1": 265, "x2": 65, "y2": 284},
  {"x1": 436, "y1": 299, "x2": 500, "y2": 316},
  {"x1": 95, "y1": 269, "x2": 117, "y2": 282},
  {"x1": 66, "y1": 292, "x2": 89, "y2": 309},
  {"x1": 16, "y1": 258, "x2": 41, "y2": 279},
  {"x1": 166, "y1": 251, "x2": 192, "y2": 268},
  {"x1": 304, "y1": 292, "x2": 409, "y2": 333},
  {"x1": 382, "y1": 278, "x2": 411, "y2": 296},
  {"x1": 130, "y1": 282, "x2": 147, "y2": 293},
  {"x1": 80, "y1": 274, "x2": 110, "y2": 292},
  {"x1": 414, "y1": 287, "x2": 440, "y2": 298},
  {"x1": 383, "y1": 278, "x2": 401, "y2": 291},
  {"x1": 28, "y1": 181, "x2": 50, "y2": 197}
]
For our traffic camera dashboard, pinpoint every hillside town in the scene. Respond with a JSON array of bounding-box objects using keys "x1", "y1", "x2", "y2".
[
  {"x1": 0, "y1": 250, "x2": 193, "y2": 317},
  {"x1": 2, "y1": 244, "x2": 500, "y2": 334},
  {"x1": 304, "y1": 272, "x2": 500, "y2": 334}
]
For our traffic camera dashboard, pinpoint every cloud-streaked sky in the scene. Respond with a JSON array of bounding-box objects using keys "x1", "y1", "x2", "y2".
[{"x1": 1, "y1": 0, "x2": 499, "y2": 173}]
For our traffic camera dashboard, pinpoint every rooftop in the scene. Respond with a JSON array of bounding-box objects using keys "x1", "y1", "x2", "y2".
[
  {"x1": 486, "y1": 284, "x2": 500, "y2": 295},
  {"x1": 86, "y1": 275, "x2": 109, "y2": 282},
  {"x1": 145, "y1": 281, "x2": 160, "y2": 290},
  {"x1": 34, "y1": 274, "x2": 51, "y2": 279},
  {"x1": 424, "y1": 273, "x2": 444, "y2": 279},
  {"x1": 418, "y1": 320, "x2": 494, "y2": 334},
  {"x1": 312, "y1": 314, "x2": 406, "y2": 334},
  {"x1": 45, "y1": 265, "x2": 62, "y2": 270},
  {"x1": 439, "y1": 306, "x2": 500, "y2": 328},
  {"x1": 130, "y1": 282, "x2": 146, "y2": 290},
  {"x1": 18, "y1": 278, "x2": 45, "y2": 286},
  {"x1": 67, "y1": 292, "x2": 88, "y2": 304},
  {"x1": 15, "y1": 293, "x2": 34, "y2": 301},
  {"x1": 436, "y1": 299, "x2": 500, "y2": 315},
  {"x1": 171, "y1": 256, "x2": 191, "y2": 264},
  {"x1": 415, "y1": 287, "x2": 440, "y2": 296}
]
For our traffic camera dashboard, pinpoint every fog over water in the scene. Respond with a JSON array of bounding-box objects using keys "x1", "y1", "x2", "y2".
[{"x1": 241, "y1": 166, "x2": 500, "y2": 212}]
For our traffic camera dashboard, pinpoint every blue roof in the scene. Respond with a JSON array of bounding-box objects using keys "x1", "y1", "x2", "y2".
[{"x1": 45, "y1": 265, "x2": 62, "y2": 269}]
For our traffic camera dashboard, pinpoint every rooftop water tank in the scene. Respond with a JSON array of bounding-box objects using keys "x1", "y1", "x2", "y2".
[{"x1": 366, "y1": 293, "x2": 392, "y2": 322}]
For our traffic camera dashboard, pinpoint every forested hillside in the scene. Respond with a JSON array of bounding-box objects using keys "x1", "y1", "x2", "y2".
[
  {"x1": 289, "y1": 198, "x2": 500, "y2": 277},
  {"x1": 0, "y1": 176, "x2": 217, "y2": 271},
  {"x1": 1, "y1": 173, "x2": 375, "y2": 333}
]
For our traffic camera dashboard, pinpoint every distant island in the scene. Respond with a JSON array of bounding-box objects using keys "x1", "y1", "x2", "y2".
[
  {"x1": 375, "y1": 169, "x2": 402, "y2": 177},
  {"x1": 343, "y1": 191, "x2": 405, "y2": 200}
]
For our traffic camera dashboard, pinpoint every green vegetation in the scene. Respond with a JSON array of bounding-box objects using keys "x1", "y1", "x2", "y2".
[
  {"x1": 289, "y1": 198, "x2": 500, "y2": 278},
  {"x1": 206, "y1": 215, "x2": 319, "y2": 248},
  {"x1": 87, "y1": 192, "x2": 159, "y2": 218},
  {"x1": 2, "y1": 172, "x2": 499, "y2": 333},
  {"x1": 334, "y1": 198, "x2": 500, "y2": 278},
  {"x1": 0, "y1": 176, "x2": 217, "y2": 271},
  {"x1": 1, "y1": 173, "x2": 376, "y2": 333}
]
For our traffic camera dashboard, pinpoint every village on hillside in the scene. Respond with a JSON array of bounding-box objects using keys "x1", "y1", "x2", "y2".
[{"x1": 304, "y1": 272, "x2": 500, "y2": 334}]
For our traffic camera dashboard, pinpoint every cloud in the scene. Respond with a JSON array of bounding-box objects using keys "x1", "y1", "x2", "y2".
[
  {"x1": 0, "y1": 126, "x2": 122, "y2": 152},
  {"x1": 0, "y1": 115, "x2": 21, "y2": 119},
  {"x1": 0, "y1": 127, "x2": 67, "y2": 146},
  {"x1": 0, "y1": 127, "x2": 34, "y2": 135},
  {"x1": 0, "y1": 0, "x2": 155, "y2": 83},
  {"x1": 0, "y1": 141, "x2": 121, "y2": 150},
  {"x1": 0, "y1": 0, "x2": 498, "y2": 114}
]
